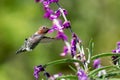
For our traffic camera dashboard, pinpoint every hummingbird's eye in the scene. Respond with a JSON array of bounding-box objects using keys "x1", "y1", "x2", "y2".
[
  {"x1": 25, "y1": 38, "x2": 28, "y2": 41},
  {"x1": 42, "y1": 26, "x2": 46, "y2": 29}
]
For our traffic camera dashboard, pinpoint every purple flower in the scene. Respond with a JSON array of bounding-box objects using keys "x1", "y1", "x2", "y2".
[
  {"x1": 112, "y1": 42, "x2": 120, "y2": 65},
  {"x1": 44, "y1": 11, "x2": 51, "y2": 18},
  {"x1": 44, "y1": 72, "x2": 50, "y2": 78},
  {"x1": 77, "y1": 69, "x2": 88, "y2": 80},
  {"x1": 43, "y1": 1, "x2": 50, "y2": 8},
  {"x1": 49, "y1": 0, "x2": 59, "y2": 3},
  {"x1": 118, "y1": 42, "x2": 120, "y2": 48},
  {"x1": 112, "y1": 42, "x2": 120, "y2": 53},
  {"x1": 44, "y1": 7, "x2": 61, "y2": 20},
  {"x1": 49, "y1": 14, "x2": 58, "y2": 20},
  {"x1": 43, "y1": 8, "x2": 54, "y2": 19},
  {"x1": 60, "y1": 46, "x2": 68, "y2": 56},
  {"x1": 52, "y1": 19, "x2": 63, "y2": 31},
  {"x1": 93, "y1": 59, "x2": 107, "y2": 77},
  {"x1": 71, "y1": 40, "x2": 76, "y2": 57},
  {"x1": 47, "y1": 28, "x2": 54, "y2": 33},
  {"x1": 48, "y1": 19, "x2": 63, "y2": 33},
  {"x1": 35, "y1": 0, "x2": 43, "y2": 3},
  {"x1": 93, "y1": 59, "x2": 101, "y2": 69},
  {"x1": 49, "y1": 73, "x2": 62, "y2": 79},
  {"x1": 63, "y1": 9, "x2": 68, "y2": 15},
  {"x1": 63, "y1": 21, "x2": 71, "y2": 29},
  {"x1": 71, "y1": 33, "x2": 78, "y2": 57},
  {"x1": 112, "y1": 56, "x2": 118, "y2": 65},
  {"x1": 56, "y1": 31, "x2": 68, "y2": 41},
  {"x1": 33, "y1": 65, "x2": 45, "y2": 79}
]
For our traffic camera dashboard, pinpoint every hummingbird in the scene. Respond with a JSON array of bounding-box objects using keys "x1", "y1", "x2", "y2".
[{"x1": 16, "y1": 26, "x2": 55, "y2": 54}]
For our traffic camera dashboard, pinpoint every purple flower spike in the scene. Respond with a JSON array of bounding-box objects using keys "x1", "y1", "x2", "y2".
[
  {"x1": 77, "y1": 69, "x2": 88, "y2": 80},
  {"x1": 63, "y1": 21, "x2": 71, "y2": 29},
  {"x1": 93, "y1": 59, "x2": 101, "y2": 69},
  {"x1": 33, "y1": 65, "x2": 45, "y2": 79},
  {"x1": 55, "y1": 10, "x2": 61, "y2": 18},
  {"x1": 56, "y1": 32, "x2": 68, "y2": 41}
]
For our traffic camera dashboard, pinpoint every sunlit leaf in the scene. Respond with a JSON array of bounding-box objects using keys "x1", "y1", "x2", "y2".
[
  {"x1": 91, "y1": 53, "x2": 120, "y2": 60},
  {"x1": 88, "y1": 65, "x2": 119, "y2": 77},
  {"x1": 105, "y1": 72, "x2": 120, "y2": 78}
]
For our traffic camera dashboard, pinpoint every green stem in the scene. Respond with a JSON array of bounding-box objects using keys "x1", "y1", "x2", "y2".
[{"x1": 43, "y1": 58, "x2": 84, "y2": 69}]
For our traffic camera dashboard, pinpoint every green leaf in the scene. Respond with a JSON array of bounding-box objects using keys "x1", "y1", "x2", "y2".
[
  {"x1": 86, "y1": 39, "x2": 94, "y2": 64},
  {"x1": 88, "y1": 39, "x2": 94, "y2": 55},
  {"x1": 56, "y1": 75, "x2": 78, "y2": 80},
  {"x1": 68, "y1": 65, "x2": 77, "y2": 72},
  {"x1": 91, "y1": 52, "x2": 120, "y2": 60},
  {"x1": 109, "y1": 78, "x2": 120, "y2": 80},
  {"x1": 105, "y1": 72, "x2": 120, "y2": 78},
  {"x1": 43, "y1": 58, "x2": 84, "y2": 69},
  {"x1": 92, "y1": 78, "x2": 120, "y2": 80},
  {"x1": 88, "y1": 65, "x2": 119, "y2": 77}
]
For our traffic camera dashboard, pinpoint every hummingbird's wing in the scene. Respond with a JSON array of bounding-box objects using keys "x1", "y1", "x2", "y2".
[
  {"x1": 16, "y1": 36, "x2": 56, "y2": 54},
  {"x1": 40, "y1": 36, "x2": 56, "y2": 43}
]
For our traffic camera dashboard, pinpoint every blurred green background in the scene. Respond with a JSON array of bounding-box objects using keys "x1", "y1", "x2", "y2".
[{"x1": 0, "y1": 0, "x2": 120, "y2": 80}]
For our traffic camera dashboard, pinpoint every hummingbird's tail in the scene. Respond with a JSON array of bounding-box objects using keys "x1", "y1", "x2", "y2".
[{"x1": 16, "y1": 48, "x2": 26, "y2": 54}]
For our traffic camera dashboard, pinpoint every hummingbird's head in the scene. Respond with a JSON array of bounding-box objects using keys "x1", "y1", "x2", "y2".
[{"x1": 37, "y1": 26, "x2": 50, "y2": 34}]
